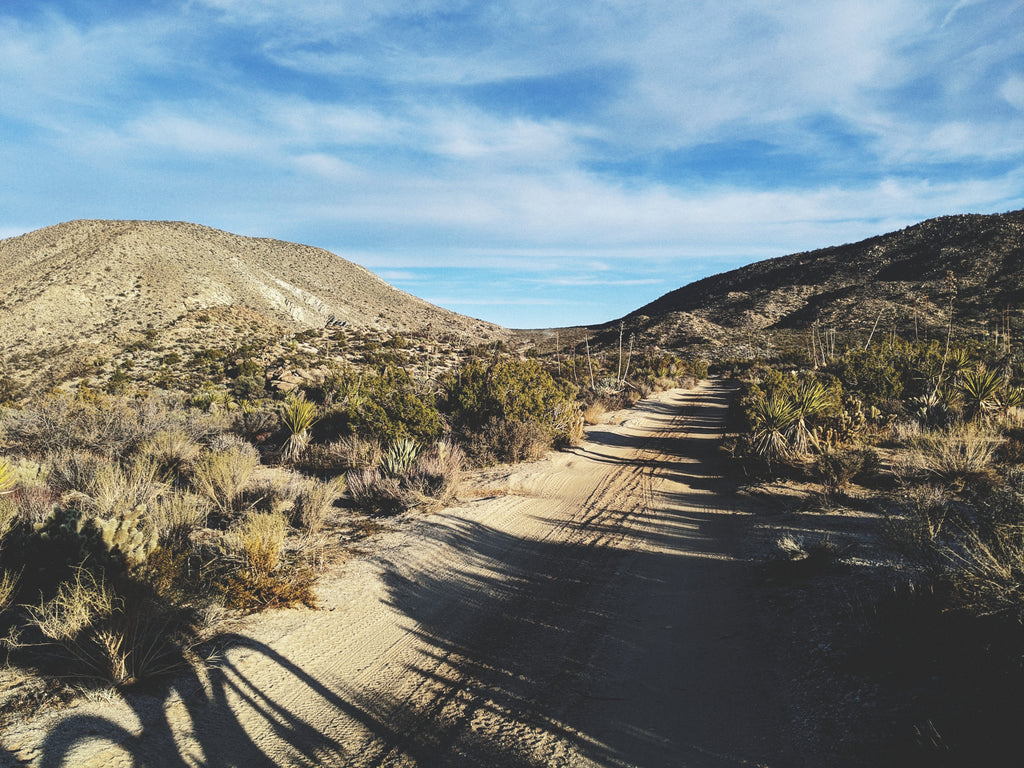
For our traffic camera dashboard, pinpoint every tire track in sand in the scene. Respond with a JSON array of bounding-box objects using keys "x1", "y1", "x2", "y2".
[{"x1": 3, "y1": 380, "x2": 795, "y2": 768}]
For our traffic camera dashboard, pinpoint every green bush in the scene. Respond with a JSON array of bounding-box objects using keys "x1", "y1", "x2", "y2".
[
  {"x1": 320, "y1": 366, "x2": 442, "y2": 444},
  {"x1": 443, "y1": 357, "x2": 581, "y2": 463}
]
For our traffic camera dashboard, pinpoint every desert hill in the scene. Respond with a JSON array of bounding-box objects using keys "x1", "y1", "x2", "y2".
[
  {"x1": 0, "y1": 220, "x2": 506, "y2": 383},
  {"x1": 596, "y1": 208, "x2": 1024, "y2": 354}
]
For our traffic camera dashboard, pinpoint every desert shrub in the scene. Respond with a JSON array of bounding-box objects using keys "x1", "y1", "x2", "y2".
[
  {"x1": 290, "y1": 475, "x2": 347, "y2": 533},
  {"x1": 304, "y1": 434, "x2": 382, "y2": 474},
  {"x1": 815, "y1": 447, "x2": 879, "y2": 491},
  {"x1": 20, "y1": 566, "x2": 201, "y2": 686},
  {"x1": 443, "y1": 357, "x2": 581, "y2": 464},
  {"x1": 138, "y1": 429, "x2": 201, "y2": 481},
  {"x1": 885, "y1": 483, "x2": 952, "y2": 555},
  {"x1": 319, "y1": 365, "x2": 442, "y2": 444},
  {"x1": 583, "y1": 401, "x2": 606, "y2": 425},
  {"x1": 220, "y1": 510, "x2": 315, "y2": 612},
  {"x1": 231, "y1": 375, "x2": 266, "y2": 401},
  {"x1": 150, "y1": 492, "x2": 211, "y2": 545},
  {"x1": 0, "y1": 375, "x2": 23, "y2": 405},
  {"x1": 232, "y1": 403, "x2": 280, "y2": 443},
  {"x1": 84, "y1": 460, "x2": 166, "y2": 520},
  {"x1": 910, "y1": 422, "x2": 1002, "y2": 481},
  {"x1": 348, "y1": 439, "x2": 463, "y2": 515},
  {"x1": 2, "y1": 394, "x2": 145, "y2": 457},
  {"x1": 3, "y1": 484, "x2": 57, "y2": 525},
  {"x1": 827, "y1": 338, "x2": 940, "y2": 409},
  {"x1": 191, "y1": 446, "x2": 259, "y2": 519}
]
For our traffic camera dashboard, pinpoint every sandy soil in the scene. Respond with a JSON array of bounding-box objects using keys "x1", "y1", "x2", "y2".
[{"x1": 0, "y1": 380, "x2": 800, "y2": 767}]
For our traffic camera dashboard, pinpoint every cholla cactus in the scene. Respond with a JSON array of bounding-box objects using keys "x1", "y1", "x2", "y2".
[
  {"x1": 34, "y1": 505, "x2": 157, "y2": 568},
  {"x1": 96, "y1": 505, "x2": 158, "y2": 567},
  {"x1": 382, "y1": 438, "x2": 420, "y2": 476}
]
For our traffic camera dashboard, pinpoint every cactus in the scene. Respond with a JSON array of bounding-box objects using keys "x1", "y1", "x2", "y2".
[
  {"x1": 96, "y1": 505, "x2": 158, "y2": 567},
  {"x1": 34, "y1": 504, "x2": 157, "y2": 570}
]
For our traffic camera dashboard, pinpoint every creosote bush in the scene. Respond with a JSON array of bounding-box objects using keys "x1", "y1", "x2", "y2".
[{"x1": 444, "y1": 357, "x2": 582, "y2": 465}]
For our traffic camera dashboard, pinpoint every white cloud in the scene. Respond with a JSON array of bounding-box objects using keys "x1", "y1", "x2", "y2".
[{"x1": 1001, "y1": 76, "x2": 1024, "y2": 112}]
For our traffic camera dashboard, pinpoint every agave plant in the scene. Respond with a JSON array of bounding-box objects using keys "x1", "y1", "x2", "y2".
[
  {"x1": 281, "y1": 396, "x2": 319, "y2": 463},
  {"x1": 750, "y1": 395, "x2": 798, "y2": 462},
  {"x1": 382, "y1": 437, "x2": 420, "y2": 477},
  {"x1": 958, "y1": 366, "x2": 1003, "y2": 421}
]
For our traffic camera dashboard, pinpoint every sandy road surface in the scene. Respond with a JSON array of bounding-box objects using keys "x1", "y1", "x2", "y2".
[{"x1": 1, "y1": 380, "x2": 795, "y2": 767}]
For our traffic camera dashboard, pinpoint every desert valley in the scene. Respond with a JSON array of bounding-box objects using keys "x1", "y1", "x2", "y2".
[{"x1": 1, "y1": 208, "x2": 1024, "y2": 765}]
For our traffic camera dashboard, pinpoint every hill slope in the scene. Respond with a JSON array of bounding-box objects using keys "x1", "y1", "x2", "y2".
[
  {"x1": 610, "y1": 209, "x2": 1024, "y2": 353},
  {"x1": 0, "y1": 220, "x2": 505, "y2": 380}
]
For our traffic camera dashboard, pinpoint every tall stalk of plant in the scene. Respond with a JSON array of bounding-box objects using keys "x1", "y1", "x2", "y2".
[{"x1": 932, "y1": 271, "x2": 958, "y2": 399}]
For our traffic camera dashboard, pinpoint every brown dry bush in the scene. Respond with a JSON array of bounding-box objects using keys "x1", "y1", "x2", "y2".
[
  {"x1": 910, "y1": 422, "x2": 1002, "y2": 481},
  {"x1": 191, "y1": 446, "x2": 259, "y2": 518},
  {"x1": 149, "y1": 492, "x2": 211, "y2": 545},
  {"x1": 22, "y1": 568, "x2": 200, "y2": 686},
  {"x1": 2, "y1": 394, "x2": 145, "y2": 458},
  {"x1": 220, "y1": 510, "x2": 315, "y2": 612},
  {"x1": 583, "y1": 401, "x2": 606, "y2": 425},
  {"x1": 291, "y1": 475, "x2": 347, "y2": 533},
  {"x1": 137, "y1": 429, "x2": 201, "y2": 482},
  {"x1": 348, "y1": 439, "x2": 463, "y2": 515}
]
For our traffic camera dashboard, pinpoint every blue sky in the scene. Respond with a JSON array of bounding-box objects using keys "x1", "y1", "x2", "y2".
[{"x1": 2, "y1": 1, "x2": 1022, "y2": 328}]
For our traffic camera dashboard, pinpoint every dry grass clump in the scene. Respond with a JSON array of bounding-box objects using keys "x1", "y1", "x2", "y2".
[
  {"x1": 290, "y1": 475, "x2": 347, "y2": 533},
  {"x1": 192, "y1": 446, "x2": 259, "y2": 516},
  {"x1": 87, "y1": 460, "x2": 165, "y2": 520},
  {"x1": 221, "y1": 510, "x2": 315, "y2": 612},
  {"x1": 583, "y1": 401, "x2": 606, "y2": 426},
  {"x1": 22, "y1": 567, "x2": 200, "y2": 686},
  {"x1": 886, "y1": 483, "x2": 952, "y2": 554},
  {"x1": 348, "y1": 439, "x2": 463, "y2": 515},
  {"x1": 907, "y1": 422, "x2": 1002, "y2": 481},
  {"x1": 150, "y1": 492, "x2": 211, "y2": 544},
  {"x1": 138, "y1": 429, "x2": 201, "y2": 481},
  {"x1": 46, "y1": 452, "x2": 165, "y2": 519}
]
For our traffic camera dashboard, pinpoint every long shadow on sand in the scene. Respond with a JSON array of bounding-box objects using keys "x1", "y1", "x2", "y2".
[{"x1": 25, "y1": 381, "x2": 797, "y2": 767}]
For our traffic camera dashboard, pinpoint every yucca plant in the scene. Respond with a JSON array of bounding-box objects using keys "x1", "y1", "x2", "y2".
[
  {"x1": 281, "y1": 396, "x2": 319, "y2": 463},
  {"x1": 750, "y1": 395, "x2": 798, "y2": 462},
  {"x1": 947, "y1": 347, "x2": 973, "y2": 382},
  {"x1": 788, "y1": 380, "x2": 830, "y2": 455},
  {"x1": 959, "y1": 366, "x2": 1003, "y2": 421},
  {"x1": 0, "y1": 458, "x2": 15, "y2": 495},
  {"x1": 997, "y1": 386, "x2": 1024, "y2": 414}
]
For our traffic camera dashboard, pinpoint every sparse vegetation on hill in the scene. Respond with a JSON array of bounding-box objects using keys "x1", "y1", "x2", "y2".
[{"x1": 586, "y1": 208, "x2": 1024, "y2": 361}]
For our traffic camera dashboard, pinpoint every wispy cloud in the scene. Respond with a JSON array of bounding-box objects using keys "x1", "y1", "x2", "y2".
[{"x1": 1, "y1": 0, "x2": 1021, "y2": 327}]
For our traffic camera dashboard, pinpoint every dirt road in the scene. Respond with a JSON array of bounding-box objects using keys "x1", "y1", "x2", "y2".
[{"x1": 2, "y1": 380, "x2": 796, "y2": 767}]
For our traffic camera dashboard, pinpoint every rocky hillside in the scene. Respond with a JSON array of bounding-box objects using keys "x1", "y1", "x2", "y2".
[
  {"x1": 603, "y1": 208, "x2": 1024, "y2": 355},
  {"x1": 0, "y1": 220, "x2": 506, "y2": 384}
]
